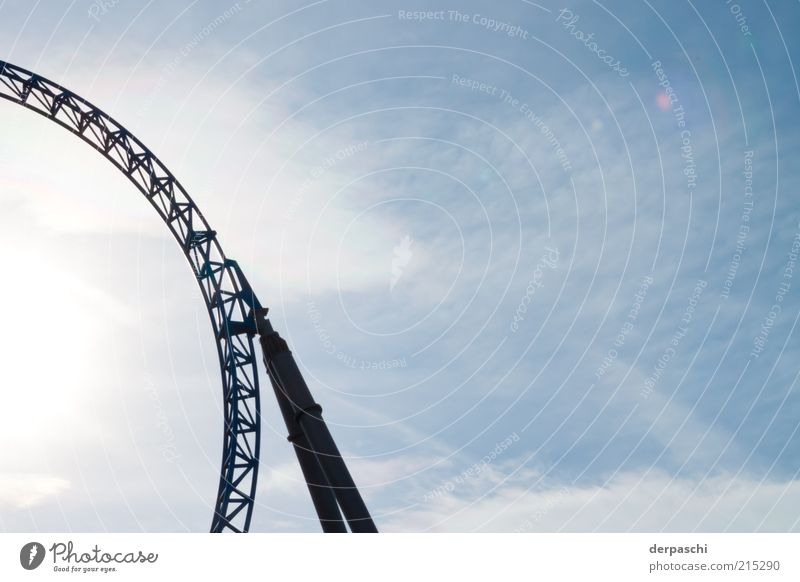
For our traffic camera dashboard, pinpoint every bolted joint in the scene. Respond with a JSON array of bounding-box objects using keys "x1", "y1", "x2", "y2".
[
  {"x1": 295, "y1": 403, "x2": 323, "y2": 425},
  {"x1": 260, "y1": 331, "x2": 289, "y2": 357}
]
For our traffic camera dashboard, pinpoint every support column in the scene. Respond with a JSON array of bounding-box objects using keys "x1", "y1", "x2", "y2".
[{"x1": 255, "y1": 309, "x2": 377, "y2": 533}]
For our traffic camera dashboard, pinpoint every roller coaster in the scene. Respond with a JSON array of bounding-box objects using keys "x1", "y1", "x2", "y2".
[{"x1": 0, "y1": 60, "x2": 376, "y2": 533}]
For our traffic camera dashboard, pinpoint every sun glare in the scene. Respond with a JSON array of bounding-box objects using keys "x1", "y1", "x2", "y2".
[{"x1": 0, "y1": 252, "x2": 97, "y2": 440}]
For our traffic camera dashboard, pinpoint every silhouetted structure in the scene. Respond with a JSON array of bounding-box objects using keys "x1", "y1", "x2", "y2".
[{"x1": 0, "y1": 60, "x2": 376, "y2": 533}]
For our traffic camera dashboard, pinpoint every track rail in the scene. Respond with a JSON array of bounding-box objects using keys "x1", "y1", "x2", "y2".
[{"x1": 0, "y1": 60, "x2": 260, "y2": 532}]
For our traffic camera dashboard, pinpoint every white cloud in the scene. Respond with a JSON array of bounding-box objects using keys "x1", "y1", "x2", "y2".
[
  {"x1": 380, "y1": 468, "x2": 800, "y2": 532},
  {"x1": 0, "y1": 473, "x2": 70, "y2": 509}
]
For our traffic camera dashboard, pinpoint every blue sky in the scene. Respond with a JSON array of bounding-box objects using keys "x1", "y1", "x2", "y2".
[{"x1": 1, "y1": 0, "x2": 799, "y2": 532}]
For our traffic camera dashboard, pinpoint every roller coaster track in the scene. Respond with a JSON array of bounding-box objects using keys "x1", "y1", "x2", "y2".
[{"x1": 0, "y1": 59, "x2": 377, "y2": 534}]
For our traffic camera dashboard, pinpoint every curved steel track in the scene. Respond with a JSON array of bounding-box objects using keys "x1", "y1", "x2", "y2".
[{"x1": 0, "y1": 60, "x2": 260, "y2": 532}]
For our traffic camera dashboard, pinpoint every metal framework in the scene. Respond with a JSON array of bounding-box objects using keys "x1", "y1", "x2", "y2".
[{"x1": 0, "y1": 60, "x2": 377, "y2": 533}]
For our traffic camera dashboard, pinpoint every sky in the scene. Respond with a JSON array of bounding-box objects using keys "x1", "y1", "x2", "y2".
[{"x1": 0, "y1": 0, "x2": 799, "y2": 532}]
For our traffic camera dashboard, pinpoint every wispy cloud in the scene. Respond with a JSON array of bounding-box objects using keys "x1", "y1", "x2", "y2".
[
  {"x1": 0, "y1": 474, "x2": 70, "y2": 509},
  {"x1": 0, "y1": 0, "x2": 798, "y2": 533}
]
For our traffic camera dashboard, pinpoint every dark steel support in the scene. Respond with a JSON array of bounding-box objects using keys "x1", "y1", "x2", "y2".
[
  {"x1": 256, "y1": 309, "x2": 378, "y2": 533},
  {"x1": 262, "y1": 356, "x2": 347, "y2": 532},
  {"x1": 296, "y1": 414, "x2": 379, "y2": 533},
  {"x1": 293, "y1": 435, "x2": 349, "y2": 533}
]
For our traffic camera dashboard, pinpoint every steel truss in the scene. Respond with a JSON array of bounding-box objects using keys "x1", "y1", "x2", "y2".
[{"x1": 0, "y1": 60, "x2": 376, "y2": 533}]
